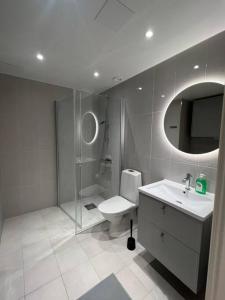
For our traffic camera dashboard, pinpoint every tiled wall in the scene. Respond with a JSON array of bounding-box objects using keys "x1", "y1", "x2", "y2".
[
  {"x1": 0, "y1": 74, "x2": 72, "y2": 218},
  {"x1": 77, "y1": 92, "x2": 121, "y2": 198},
  {"x1": 105, "y1": 31, "x2": 225, "y2": 193}
]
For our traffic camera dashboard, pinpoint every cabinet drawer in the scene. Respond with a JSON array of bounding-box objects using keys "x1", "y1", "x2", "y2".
[
  {"x1": 139, "y1": 193, "x2": 202, "y2": 252},
  {"x1": 138, "y1": 221, "x2": 199, "y2": 292}
]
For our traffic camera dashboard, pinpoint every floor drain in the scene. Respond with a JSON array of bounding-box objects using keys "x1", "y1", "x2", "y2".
[{"x1": 84, "y1": 203, "x2": 97, "y2": 210}]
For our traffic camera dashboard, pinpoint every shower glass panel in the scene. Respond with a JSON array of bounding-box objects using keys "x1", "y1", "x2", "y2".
[
  {"x1": 78, "y1": 92, "x2": 121, "y2": 231},
  {"x1": 56, "y1": 94, "x2": 81, "y2": 230},
  {"x1": 56, "y1": 91, "x2": 121, "y2": 233}
]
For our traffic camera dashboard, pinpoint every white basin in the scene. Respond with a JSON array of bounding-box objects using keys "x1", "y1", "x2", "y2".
[{"x1": 138, "y1": 179, "x2": 214, "y2": 221}]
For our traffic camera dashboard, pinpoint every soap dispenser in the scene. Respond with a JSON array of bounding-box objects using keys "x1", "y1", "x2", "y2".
[{"x1": 195, "y1": 173, "x2": 207, "y2": 194}]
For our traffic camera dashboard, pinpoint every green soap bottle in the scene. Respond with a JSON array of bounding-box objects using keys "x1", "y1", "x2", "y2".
[{"x1": 195, "y1": 173, "x2": 207, "y2": 194}]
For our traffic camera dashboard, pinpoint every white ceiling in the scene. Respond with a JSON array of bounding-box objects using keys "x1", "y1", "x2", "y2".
[{"x1": 0, "y1": 0, "x2": 225, "y2": 93}]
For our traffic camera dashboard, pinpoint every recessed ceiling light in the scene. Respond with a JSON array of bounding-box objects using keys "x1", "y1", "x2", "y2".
[
  {"x1": 94, "y1": 71, "x2": 100, "y2": 78},
  {"x1": 36, "y1": 53, "x2": 44, "y2": 61},
  {"x1": 193, "y1": 65, "x2": 199, "y2": 70},
  {"x1": 161, "y1": 94, "x2": 165, "y2": 98},
  {"x1": 145, "y1": 30, "x2": 154, "y2": 40},
  {"x1": 137, "y1": 87, "x2": 143, "y2": 91}
]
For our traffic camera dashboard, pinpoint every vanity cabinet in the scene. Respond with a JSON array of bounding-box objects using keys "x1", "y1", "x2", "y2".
[{"x1": 138, "y1": 193, "x2": 212, "y2": 293}]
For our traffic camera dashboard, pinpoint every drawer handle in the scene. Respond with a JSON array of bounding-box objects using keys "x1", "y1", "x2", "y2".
[{"x1": 160, "y1": 232, "x2": 165, "y2": 238}]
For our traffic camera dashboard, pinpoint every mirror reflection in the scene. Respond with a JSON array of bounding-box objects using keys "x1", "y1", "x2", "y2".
[
  {"x1": 164, "y1": 82, "x2": 224, "y2": 154},
  {"x1": 82, "y1": 111, "x2": 98, "y2": 144}
]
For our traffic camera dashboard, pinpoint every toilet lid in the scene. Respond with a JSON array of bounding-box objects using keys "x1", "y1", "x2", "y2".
[{"x1": 98, "y1": 196, "x2": 136, "y2": 215}]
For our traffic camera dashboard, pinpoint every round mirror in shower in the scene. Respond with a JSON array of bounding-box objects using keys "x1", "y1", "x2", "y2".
[
  {"x1": 82, "y1": 111, "x2": 99, "y2": 145},
  {"x1": 164, "y1": 82, "x2": 224, "y2": 154}
]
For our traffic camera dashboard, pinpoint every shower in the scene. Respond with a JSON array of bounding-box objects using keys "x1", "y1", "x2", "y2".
[{"x1": 56, "y1": 91, "x2": 122, "y2": 233}]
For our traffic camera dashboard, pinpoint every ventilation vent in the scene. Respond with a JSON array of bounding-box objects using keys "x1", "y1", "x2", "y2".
[{"x1": 95, "y1": 0, "x2": 134, "y2": 32}]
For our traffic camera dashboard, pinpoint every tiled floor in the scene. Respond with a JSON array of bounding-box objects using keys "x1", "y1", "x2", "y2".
[
  {"x1": 60, "y1": 195, "x2": 105, "y2": 230},
  {"x1": 0, "y1": 206, "x2": 185, "y2": 300}
]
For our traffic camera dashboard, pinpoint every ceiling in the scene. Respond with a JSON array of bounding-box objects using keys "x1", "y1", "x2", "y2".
[{"x1": 0, "y1": 0, "x2": 225, "y2": 93}]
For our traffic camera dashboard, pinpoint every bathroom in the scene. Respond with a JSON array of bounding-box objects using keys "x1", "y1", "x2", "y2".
[{"x1": 0, "y1": 1, "x2": 225, "y2": 299}]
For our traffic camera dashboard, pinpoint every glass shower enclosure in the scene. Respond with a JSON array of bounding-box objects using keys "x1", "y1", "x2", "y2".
[{"x1": 56, "y1": 91, "x2": 121, "y2": 233}]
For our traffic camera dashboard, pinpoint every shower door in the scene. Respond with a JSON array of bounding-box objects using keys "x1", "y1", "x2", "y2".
[
  {"x1": 56, "y1": 91, "x2": 122, "y2": 233},
  {"x1": 56, "y1": 94, "x2": 81, "y2": 231}
]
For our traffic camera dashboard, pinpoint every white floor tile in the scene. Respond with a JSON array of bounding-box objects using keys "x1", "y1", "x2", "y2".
[
  {"x1": 20, "y1": 212, "x2": 44, "y2": 230},
  {"x1": 116, "y1": 267, "x2": 148, "y2": 300},
  {"x1": 24, "y1": 254, "x2": 60, "y2": 294},
  {"x1": 0, "y1": 268, "x2": 24, "y2": 300},
  {"x1": 50, "y1": 234, "x2": 79, "y2": 253},
  {"x1": 0, "y1": 206, "x2": 186, "y2": 300},
  {"x1": 23, "y1": 238, "x2": 53, "y2": 269},
  {"x1": 128, "y1": 254, "x2": 157, "y2": 293},
  {"x1": 112, "y1": 236, "x2": 146, "y2": 266},
  {"x1": 42, "y1": 208, "x2": 68, "y2": 225},
  {"x1": 0, "y1": 249, "x2": 23, "y2": 271},
  {"x1": 0, "y1": 235, "x2": 23, "y2": 256},
  {"x1": 22, "y1": 228, "x2": 48, "y2": 246},
  {"x1": 80, "y1": 235, "x2": 112, "y2": 258},
  {"x1": 62, "y1": 261, "x2": 100, "y2": 299},
  {"x1": 90, "y1": 251, "x2": 125, "y2": 279},
  {"x1": 55, "y1": 244, "x2": 88, "y2": 274},
  {"x1": 25, "y1": 277, "x2": 68, "y2": 300}
]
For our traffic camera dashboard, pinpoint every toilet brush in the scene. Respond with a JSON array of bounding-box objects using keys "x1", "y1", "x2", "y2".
[{"x1": 127, "y1": 219, "x2": 136, "y2": 251}]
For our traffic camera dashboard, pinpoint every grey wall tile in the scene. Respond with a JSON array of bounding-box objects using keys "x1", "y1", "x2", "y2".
[
  {"x1": 19, "y1": 150, "x2": 41, "y2": 186},
  {"x1": 39, "y1": 149, "x2": 57, "y2": 182},
  {"x1": 151, "y1": 111, "x2": 172, "y2": 160},
  {"x1": 206, "y1": 31, "x2": 225, "y2": 82},
  {"x1": 0, "y1": 74, "x2": 72, "y2": 218},
  {"x1": 18, "y1": 185, "x2": 41, "y2": 215},
  {"x1": 153, "y1": 58, "x2": 176, "y2": 113},
  {"x1": 125, "y1": 113, "x2": 152, "y2": 173},
  {"x1": 168, "y1": 162, "x2": 198, "y2": 187},
  {"x1": 197, "y1": 153, "x2": 219, "y2": 169},
  {"x1": 39, "y1": 179, "x2": 57, "y2": 209},
  {"x1": 142, "y1": 172, "x2": 151, "y2": 185},
  {"x1": 174, "y1": 42, "x2": 208, "y2": 92},
  {"x1": 122, "y1": 69, "x2": 154, "y2": 116},
  {"x1": 2, "y1": 186, "x2": 22, "y2": 218},
  {"x1": 104, "y1": 31, "x2": 225, "y2": 193},
  {"x1": 149, "y1": 158, "x2": 171, "y2": 183}
]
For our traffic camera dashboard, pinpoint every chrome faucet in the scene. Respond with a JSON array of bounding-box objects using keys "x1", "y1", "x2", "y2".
[{"x1": 182, "y1": 173, "x2": 193, "y2": 191}]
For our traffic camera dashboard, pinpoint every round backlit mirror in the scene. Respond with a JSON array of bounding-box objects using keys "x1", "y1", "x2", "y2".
[
  {"x1": 164, "y1": 82, "x2": 224, "y2": 154},
  {"x1": 82, "y1": 111, "x2": 99, "y2": 145}
]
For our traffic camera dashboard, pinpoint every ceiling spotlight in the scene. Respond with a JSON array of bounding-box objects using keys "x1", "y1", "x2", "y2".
[
  {"x1": 94, "y1": 71, "x2": 100, "y2": 78},
  {"x1": 193, "y1": 65, "x2": 199, "y2": 70},
  {"x1": 145, "y1": 30, "x2": 154, "y2": 40},
  {"x1": 36, "y1": 53, "x2": 44, "y2": 61},
  {"x1": 161, "y1": 94, "x2": 165, "y2": 98},
  {"x1": 137, "y1": 87, "x2": 143, "y2": 91}
]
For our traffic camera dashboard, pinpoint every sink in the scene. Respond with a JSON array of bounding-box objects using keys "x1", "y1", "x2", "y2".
[{"x1": 138, "y1": 179, "x2": 214, "y2": 221}]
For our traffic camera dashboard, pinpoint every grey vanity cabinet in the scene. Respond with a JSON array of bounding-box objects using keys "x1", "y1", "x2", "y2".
[{"x1": 138, "y1": 193, "x2": 212, "y2": 293}]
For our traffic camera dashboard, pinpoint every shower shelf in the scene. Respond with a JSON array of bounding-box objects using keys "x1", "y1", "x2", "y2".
[{"x1": 75, "y1": 157, "x2": 97, "y2": 164}]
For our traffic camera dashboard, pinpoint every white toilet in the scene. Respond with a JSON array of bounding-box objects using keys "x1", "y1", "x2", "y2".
[{"x1": 98, "y1": 169, "x2": 142, "y2": 234}]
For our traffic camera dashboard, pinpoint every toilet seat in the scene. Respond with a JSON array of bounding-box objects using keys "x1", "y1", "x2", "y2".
[{"x1": 98, "y1": 196, "x2": 136, "y2": 217}]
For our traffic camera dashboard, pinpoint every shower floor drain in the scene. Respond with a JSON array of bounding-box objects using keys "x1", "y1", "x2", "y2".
[{"x1": 84, "y1": 203, "x2": 97, "y2": 210}]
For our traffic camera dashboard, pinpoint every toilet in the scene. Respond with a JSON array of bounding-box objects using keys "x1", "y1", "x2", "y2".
[{"x1": 98, "y1": 169, "x2": 142, "y2": 235}]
